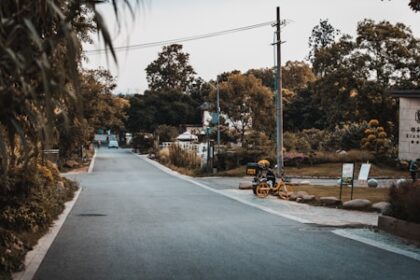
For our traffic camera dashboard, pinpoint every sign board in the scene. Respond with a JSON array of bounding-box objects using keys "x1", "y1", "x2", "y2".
[
  {"x1": 341, "y1": 163, "x2": 354, "y2": 184},
  {"x1": 340, "y1": 163, "x2": 355, "y2": 200},
  {"x1": 358, "y1": 163, "x2": 371, "y2": 181}
]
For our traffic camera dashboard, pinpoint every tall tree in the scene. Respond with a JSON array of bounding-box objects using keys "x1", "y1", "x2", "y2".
[
  {"x1": 215, "y1": 73, "x2": 275, "y2": 143},
  {"x1": 145, "y1": 44, "x2": 196, "y2": 92},
  {"x1": 0, "y1": 0, "x2": 134, "y2": 184},
  {"x1": 308, "y1": 19, "x2": 341, "y2": 77},
  {"x1": 410, "y1": 0, "x2": 420, "y2": 11},
  {"x1": 282, "y1": 61, "x2": 316, "y2": 92},
  {"x1": 126, "y1": 90, "x2": 201, "y2": 133}
]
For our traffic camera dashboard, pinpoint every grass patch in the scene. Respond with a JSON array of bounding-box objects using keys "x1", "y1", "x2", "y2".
[
  {"x1": 290, "y1": 184, "x2": 389, "y2": 204},
  {"x1": 215, "y1": 163, "x2": 407, "y2": 178}
]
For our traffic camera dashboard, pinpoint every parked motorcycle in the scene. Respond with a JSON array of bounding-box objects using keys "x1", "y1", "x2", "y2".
[{"x1": 246, "y1": 160, "x2": 291, "y2": 199}]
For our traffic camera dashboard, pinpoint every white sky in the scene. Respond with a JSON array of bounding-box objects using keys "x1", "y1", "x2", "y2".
[{"x1": 83, "y1": 0, "x2": 420, "y2": 94}]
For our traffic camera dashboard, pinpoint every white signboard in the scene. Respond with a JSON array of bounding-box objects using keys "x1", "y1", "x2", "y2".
[
  {"x1": 358, "y1": 163, "x2": 371, "y2": 181},
  {"x1": 342, "y1": 163, "x2": 354, "y2": 184}
]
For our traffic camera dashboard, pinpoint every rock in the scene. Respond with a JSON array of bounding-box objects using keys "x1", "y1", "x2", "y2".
[
  {"x1": 299, "y1": 180, "x2": 311, "y2": 185},
  {"x1": 64, "y1": 159, "x2": 79, "y2": 168},
  {"x1": 320, "y1": 196, "x2": 342, "y2": 206},
  {"x1": 372, "y1": 202, "x2": 391, "y2": 214},
  {"x1": 396, "y1": 179, "x2": 409, "y2": 188},
  {"x1": 296, "y1": 191, "x2": 309, "y2": 198},
  {"x1": 338, "y1": 150, "x2": 347, "y2": 155},
  {"x1": 238, "y1": 182, "x2": 252, "y2": 190},
  {"x1": 296, "y1": 197, "x2": 303, "y2": 203},
  {"x1": 288, "y1": 192, "x2": 297, "y2": 201},
  {"x1": 299, "y1": 194, "x2": 315, "y2": 203},
  {"x1": 367, "y1": 179, "x2": 378, "y2": 188},
  {"x1": 343, "y1": 199, "x2": 372, "y2": 210}
]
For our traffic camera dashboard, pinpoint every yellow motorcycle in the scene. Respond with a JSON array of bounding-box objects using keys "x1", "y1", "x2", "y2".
[{"x1": 247, "y1": 160, "x2": 291, "y2": 199}]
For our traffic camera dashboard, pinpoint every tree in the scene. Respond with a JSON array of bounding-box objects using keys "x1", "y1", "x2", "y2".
[
  {"x1": 0, "y1": 0, "x2": 134, "y2": 187},
  {"x1": 282, "y1": 61, "x2": 316, "y2": 92},
  {"x1": 355, "y1": 20, "x2": 420, "y2": 125},
  {"x1": 308, "y1": 19, "x2": 341, "y2": 70},
  {"x1": 246, "y1": 68, "x2": 275, "y2": 90},
  {"x1": 410, "y1": 0, "x2": 420, "y2": 11},
  {"x1": 215, "y1": 73, "x2": 275, "y2": 143},
  {"x1": 145, "y1": 44, "x2": 196, "y2": 92},
  {"x1": 57, "y1": 69, "x2": 128, "y2": 160},
  {"x1": 126, "y1": 90, "x2": 201, "y2": 133}
]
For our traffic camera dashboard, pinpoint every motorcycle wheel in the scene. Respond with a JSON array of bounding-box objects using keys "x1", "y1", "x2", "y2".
[{"x1": 255, "y1": 182, "x2": 270, "y2": 198}]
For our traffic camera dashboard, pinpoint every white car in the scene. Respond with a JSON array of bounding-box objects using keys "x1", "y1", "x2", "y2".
[{"x1": 108, "y1": 140, "x2": 119, "y2": 149}]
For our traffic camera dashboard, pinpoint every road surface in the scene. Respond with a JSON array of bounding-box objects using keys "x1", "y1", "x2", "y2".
[{"x1": 34, "y1": 149, "x2": 420, "y2": 280}]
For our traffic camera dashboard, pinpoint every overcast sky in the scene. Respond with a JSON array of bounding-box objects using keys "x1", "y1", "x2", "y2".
[{"x1": 84, "y1": 0, "x2": 420, "y2": 94}]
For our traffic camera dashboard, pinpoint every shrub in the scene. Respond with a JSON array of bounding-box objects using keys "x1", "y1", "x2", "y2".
[
  {"x1": 168, "y1": 145, "x2": 201, "y2": 170},
  {"x1": 388, "y1": 183, "x2": 420, "y2": 224}
]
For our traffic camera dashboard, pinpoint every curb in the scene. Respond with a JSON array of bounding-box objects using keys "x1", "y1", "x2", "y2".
[
  {"x1": 88, "y1": 149, "x2": 97, "y2": 173},
  {"x1": 12, "y1": 187, "x2": 83, "y2": 280}
]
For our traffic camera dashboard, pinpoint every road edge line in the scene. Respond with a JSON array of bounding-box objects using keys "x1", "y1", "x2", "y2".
[
  {"x1": 88, "y1": 149, "x2": 97, "y2": 173},
  {"x1": 13, "y1": 187, "x2": 83, "y2": 280},
  {"x1": 333, "y1": 229, "x2": 420, "y2": 262},
  {"x1": 133, "y1": 153, "x2": 311, "y2": 224}
]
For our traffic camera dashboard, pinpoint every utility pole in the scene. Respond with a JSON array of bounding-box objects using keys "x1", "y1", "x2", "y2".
[
  {"x1": 275, "y1": 6, "x2": 284, "y2": 178},
  {"x1": 216, "y1": 78, "x2": 221, "y2": 150}
]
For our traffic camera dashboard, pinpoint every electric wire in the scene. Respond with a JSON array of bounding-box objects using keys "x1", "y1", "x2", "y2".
[{"x1": 85, "y1": 20, "x2": 291, "y2": 55}]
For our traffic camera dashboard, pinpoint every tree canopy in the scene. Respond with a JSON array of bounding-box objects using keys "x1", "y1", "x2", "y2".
[{"x1": 145, "y1": 44, "x2": 196, "y2": 92}]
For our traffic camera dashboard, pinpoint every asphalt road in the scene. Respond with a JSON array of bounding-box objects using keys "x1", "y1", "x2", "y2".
[{"x1": 34, "y1": 149, "x2": 420, "y2": 280}]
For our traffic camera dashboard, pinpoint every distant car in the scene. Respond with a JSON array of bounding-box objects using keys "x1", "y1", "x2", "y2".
[{"x1": 108, "y1": 140, "x2": 119, "y2": 149}]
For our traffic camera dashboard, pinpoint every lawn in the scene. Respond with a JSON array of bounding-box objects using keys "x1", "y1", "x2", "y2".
[
  {"x1": 290, "y1": 184, "x2": 390, "y2": 204},
  {"x1": 217, "y1": 163, "x2": 407, "y2": 178}
]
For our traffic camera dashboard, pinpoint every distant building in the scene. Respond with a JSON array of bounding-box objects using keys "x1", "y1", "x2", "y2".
[{"x1": 392, "y1": 90, "x2": 420, "y2": 160}]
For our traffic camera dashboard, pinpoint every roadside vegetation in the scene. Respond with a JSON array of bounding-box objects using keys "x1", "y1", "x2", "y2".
[{"x1": 0, "y1": 1, "x2": 136, "y2": 278}]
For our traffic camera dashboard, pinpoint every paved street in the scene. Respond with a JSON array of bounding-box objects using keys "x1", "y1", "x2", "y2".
[{"x1": 34, "y1": 149, "x2": 420, "y2": 280}]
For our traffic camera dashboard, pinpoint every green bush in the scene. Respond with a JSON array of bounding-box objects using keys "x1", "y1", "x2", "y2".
[{"x1": 389, "y1": 183, "x2": 420, "y2": 224}]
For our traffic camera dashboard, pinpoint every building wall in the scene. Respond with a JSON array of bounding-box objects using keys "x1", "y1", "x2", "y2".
[{"x1": 399, "y1": 98, "x2": 420, "y2": 160}]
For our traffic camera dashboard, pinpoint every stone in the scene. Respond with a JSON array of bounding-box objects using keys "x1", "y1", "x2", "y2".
[
  {"x1": 367, "y1": 179, "x2": 378, "y2": 188},
  {"x1": 343, "y1": 199, "x2": 372, "y2": 210},
  {"x1": 238, "y1": 182, "x2": 252, "y2": 190},
  {"x1": 296, "y1": 197, "x2": 303, "y2": 203},
  {"x1": 299, "y1": 194, "x2": 315, "y2": 203},
  {"x1": 296, "y1": 191, "x2": 309, "y2": 198},
  {"x1": 320, "y1": 196, "x2": 342, "y2": 206},
  {"x1": 372, "y1": 202, "x2": 391, "y2": 214},
  {"x1": 396, "y1": 179, "x2": 409, "y2": 188},
  {"x1": 288, "y1": 192, "x2": 297, "y2": 201}
]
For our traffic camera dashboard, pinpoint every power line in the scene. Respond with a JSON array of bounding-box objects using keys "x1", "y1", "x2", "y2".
[{"x1": 85, "y1": 20, "x2": 291, "y2": 55}]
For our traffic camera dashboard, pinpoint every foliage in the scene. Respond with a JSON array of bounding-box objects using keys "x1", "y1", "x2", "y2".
[
  {"x1": 410, "y1": 0, "x2": 420, "y2": 11},
  {"x1": 389, "y1": 183, "x2": 420, "y2": 224},
  {"x1": 131, "y1": 133, "x2": 154, "y2": 154},
  {"x1": 0, "y1": 0, "x2": 136, "y2": 189},
  {"x1": 215, "y1": 73, "x2": 275, "y2": 143},
  {"x1": 308, "y1": 19, "x2": 341, "y2": 74},
  {"x1": 303, "y1": 20, "x2": 420, "y2": 131},
  {"x1": 361, "y1": 119, "x2": 392, "y2": 156},
  {"x1": 155, "y1": 125, "x2": 179, "y2": 142},
  {"x1": 157, "y1": 145, "x2": 201, "y2": 170},
  {"x1": 126, "y1": 90, "x2": 201, "y2": 133},
  {"x1": 145, "y1": 44, "x2": 196, "y2": 92},
  {"x1": 0, "y1": 162, "x2": 78, "y2": 277},
  {"x1": 58, "y1": 69, "x2": 128, "y2": 160},
  {"x1": 282, "y1": 61, "x2": 316, "y2": 92}
]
